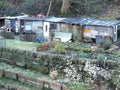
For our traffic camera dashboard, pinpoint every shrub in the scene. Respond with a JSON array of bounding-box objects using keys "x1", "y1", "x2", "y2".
[
  {"x1": 67, "y1": 83, "x2": 93, "y2": 90},
  {"x1": 78, "y1": 52, "x2": 90, "y2": 58},
  {"x1": 100, "y1": 39, "x2": 112, "y2": 50},
  {"x1": 97, "y1": 54, "x2": 105, "y2": 60},
  {"x1": 54, "y1": 42, "x2": 66, "y2": 54}
]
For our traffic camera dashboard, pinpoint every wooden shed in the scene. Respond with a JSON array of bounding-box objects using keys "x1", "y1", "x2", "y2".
[
  {"x1": 79, "y1": 18, "x2": 120, "y2": 42},
  {"x1": 43, "y1": 17, "x2": 65, "y2": 38},
  {"x1": 17, "y1": 17, "x2": 46, "y2": 36},
  {"x1": 59, "y1": 18, "x2": 83, "y2": 42}
]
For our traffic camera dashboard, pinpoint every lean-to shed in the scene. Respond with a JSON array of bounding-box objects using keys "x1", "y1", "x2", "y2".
[
  {"x1": 0, "y1": 17, "x2": 16, "y2": 32},
  {"x1": 0, "y1": 15, "x2": 28, "y2": 33},
  {"x1": 78, "y1": 18, "x2": 120, "y2": 42}
]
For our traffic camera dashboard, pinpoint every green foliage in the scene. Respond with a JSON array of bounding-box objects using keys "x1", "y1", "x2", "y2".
[
  {"x1": 108, "y1": 69, "x2": 120, "y2": 89},
  {"x1": 0, "y1": 77, "x2": 37, "y2": 90},
  {"x1": 65, "y1": 43, "x2": 74, "y2": 50},
  {"x1": 67, "y1": 83, "x2": 93, "y2": 90},
  {"x1": 97, "y1": 54, "x2": 105, "y2": 60},
  {"x1": 54, "y1": 42, "x2": 66, "y2": 54},
  {"x1": 100, "y1": 39, "x2": 112, "y2": 50},
  {"x1": 78, "y1": 52, "x2": 90, "y2": 58},
  {"x1": 60, "y1": 9, "x2": 71, "y2": 17},
  {"x1": 0, "y1": 0, "x2": 118, "y2": 17},
  {"x1": 0, "y1": 1, "x2": 4, "y2": 9}
]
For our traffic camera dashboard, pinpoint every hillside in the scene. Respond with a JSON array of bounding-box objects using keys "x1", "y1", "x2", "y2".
[
  {"x1": 0, "y1": 0, "x2": 120, "y2": 20},
  {"x1": 98, "y1": 3, "x2": 120, "y2": 20}
]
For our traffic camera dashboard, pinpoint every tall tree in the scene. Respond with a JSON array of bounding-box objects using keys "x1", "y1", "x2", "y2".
[
  {"x1": 46, "y1": 0, "x2": 53, "y2": 16},
  {"x1": 61, "y1": 0, "x2": 70, "y2": 14}
]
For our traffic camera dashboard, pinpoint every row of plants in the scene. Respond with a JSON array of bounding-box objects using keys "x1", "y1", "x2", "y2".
[
  {"x1": 0, "y1": 62, "x2": 97, "y2": 90},
  {"x1": 0, "y1": 62, "x2": 47, "y2": 80},
  {"x1": 0, "y1": 47, "x2": 68, "y2": 74},
  {"x1": 53, "y1": 42, "x2": 91, "y2": 54},
  {"x1": 0, "y1": 46, "x2": 119, "y2": 74},
  {"x1": 66, "y1": 82, "x2": 95, "y2": 90},
  {"x1": 0, "y1": 44, "x2": 120, "y2": 89}
]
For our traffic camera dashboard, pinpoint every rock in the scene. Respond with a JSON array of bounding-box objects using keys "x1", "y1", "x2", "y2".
[
  {"x1": 91, "y1": 46, "x2": 98, "y2": 52},
  {"x1": 109, "y1": 45, "x2": 119, "y2": 51},
  {"x1": 49, "y1": 70, "x2": 58, "y2": 80}
]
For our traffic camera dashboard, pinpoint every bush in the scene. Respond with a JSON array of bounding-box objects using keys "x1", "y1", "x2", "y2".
[
  {"x1": 78, "y1": 52, "x2": 90, "y2": 58},
  {"x1": 100, "y1": 39, "x2": 112, "y2": 50},
  {"x1": 97, "y1": 54, "x2": 105, "y2": 60},
  {"x1": 54, "y1": 42, "x2": 66, "y2": 54}
]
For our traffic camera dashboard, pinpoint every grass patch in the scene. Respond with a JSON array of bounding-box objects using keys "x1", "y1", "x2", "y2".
[
  {"x1": 6, "y1": 39, "x2": 39, "y2": 51},
  {"x1": 0, "y1": 77, "x2": 38, "y2": 90},
  {"x1": 66, "y1": 82, "x2": 94, "y2": 90}
]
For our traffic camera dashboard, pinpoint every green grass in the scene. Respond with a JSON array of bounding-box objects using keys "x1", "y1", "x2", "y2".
[
  {"x1": 0, "y1": 77, "x2": 38, "y2": 90},
  {"x1": 6, "y1": 39, "x2": 39, "y2": 51},
  {"x1": 0, "y1": 62, "x2": 47, "y2": 80},
  {"x1": 66, "y1": 82, "x2": 95, "y2": 90}
]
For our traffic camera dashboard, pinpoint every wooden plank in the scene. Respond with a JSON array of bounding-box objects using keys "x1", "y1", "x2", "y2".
[
  {"x1": 18, "y1": 74, "x2": 43, "y2": 87},
  {"x1": 0, "y1": 58, "x2": 10, "y2": 63},
  {"x1": 37, "y1": 45, "x2": 49, "y2": 51},
  {"x1": 0, "y1": 69, "x2": 3, "y2": 77},
  {"x1": 18, "y1": 74, "x2": 26, "y2": 83},
  {"x1": 2, "y1": 69, "x2": 67, "y2": 90},
  {"x1": 4, "y1": 70, "x2": 17, "y2": 80},
  {"x1": 49, "y1": 82, "x2": 62, "y2": 90}
]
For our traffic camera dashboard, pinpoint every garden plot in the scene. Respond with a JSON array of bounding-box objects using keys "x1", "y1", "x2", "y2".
[{"x1": 1, "y1": 40, "x2": 120, "y2": 90}]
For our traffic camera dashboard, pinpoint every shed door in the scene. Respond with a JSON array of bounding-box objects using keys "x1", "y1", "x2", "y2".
[
  {"x1": 117, "y1": 25, "x2": 120, "y2": 41},
  {"x1": 11, "y1": 19, "x2": 16, "y2": 32},
  {"x1": 43, "y1": 22, "x2": 50, "y2": 37}
]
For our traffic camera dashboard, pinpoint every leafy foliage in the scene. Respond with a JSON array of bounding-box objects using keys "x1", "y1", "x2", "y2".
[
  {"x1": 97, "y1": 54, "x2": 105, "y2": 60},
  {"x1": 67, "y1": 82, "x2": 94, "y2": 90},
  {"x1": 0, "y1": 0, "x2": 118, "y2": 17},
  {"x1": 54, "y1": 42, "x2": 66, "y2": 54},
  {"x1": 100, "y1": 39, "x2": 112, "y2": 50}
]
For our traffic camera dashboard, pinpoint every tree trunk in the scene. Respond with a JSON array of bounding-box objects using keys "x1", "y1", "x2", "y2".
[
  {"x1": 46, "y1": 0, "x2": 53, "y2": 17},
  {"x1": 61, "y1": 0, "x2": 70, "y2": 13}
]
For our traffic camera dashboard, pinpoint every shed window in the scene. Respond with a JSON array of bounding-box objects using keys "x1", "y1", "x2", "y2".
[
  {"x1": 50, "y1": 23, "x2": 57, "y2": 30},
  {"x1": 25, "y1": 22, "x2": 32, "y2": 31},
  {"x1": 45, "y1": 25, "x2": 47, "y2": 32}
]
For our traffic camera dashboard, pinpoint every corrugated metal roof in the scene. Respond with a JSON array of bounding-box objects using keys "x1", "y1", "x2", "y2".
[
  {"x1": 84, "y1": 19, "x2": 120, "y2": 26},
  {"x1": 44, "y1": 17, "x2": 66, "y2": 22},
  {"x1": 59, "y1": 17, "x2": 120, "y2": 26},
  {"x1": 59, "y1": 18, "x2": 79, "y2": 24},
  {"x1": 18, "y1": 17, "x2": 47, "y2": 21}
]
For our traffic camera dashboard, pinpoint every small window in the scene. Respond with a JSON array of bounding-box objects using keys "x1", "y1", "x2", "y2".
[
  {"x1": 50, "y1": 23, "x2": 57, "y2": 30},
  {"x1": 45, "y1": 25, "x2": 47, "y2": 32}
]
